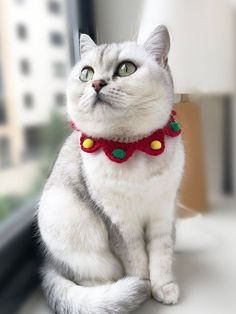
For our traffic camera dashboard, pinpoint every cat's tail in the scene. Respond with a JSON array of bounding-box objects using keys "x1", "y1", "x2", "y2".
[{"x1": 42, "y1": 266, "x2": 150, "y2": 314}]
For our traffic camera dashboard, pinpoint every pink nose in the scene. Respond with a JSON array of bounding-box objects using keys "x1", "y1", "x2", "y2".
[{"x1": 92, "y1": 80, "x2": 107, "y2": 93}]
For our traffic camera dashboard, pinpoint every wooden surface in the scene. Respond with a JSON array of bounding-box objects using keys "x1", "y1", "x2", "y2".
[{"x1": 175, "y1": 99, "x2": 208, "y2": 213}]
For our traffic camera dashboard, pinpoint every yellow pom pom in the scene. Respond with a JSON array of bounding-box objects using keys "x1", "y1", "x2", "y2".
[
  {"x1": 150, "y1": 140, "x2": 162, "y2": 150},
  {"x1": 83, "y1": 138, "x2": 94, "y2": 149}
]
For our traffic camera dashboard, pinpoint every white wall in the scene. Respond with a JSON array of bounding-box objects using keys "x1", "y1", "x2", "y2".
[{"x1": 94, "y1": 0, "x2": 144, "y2": 44}]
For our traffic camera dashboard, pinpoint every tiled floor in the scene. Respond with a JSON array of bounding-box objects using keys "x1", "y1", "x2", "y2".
[{"x1": 18, "y1": 203, "x2": 236, "y2": 314}]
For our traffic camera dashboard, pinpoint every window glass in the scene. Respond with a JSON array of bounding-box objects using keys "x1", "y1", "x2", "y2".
[{"x1": 0, "y1": 0, "x2": 71, "y2": 224}]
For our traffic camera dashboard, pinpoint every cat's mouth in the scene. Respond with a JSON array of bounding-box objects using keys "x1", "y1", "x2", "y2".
[
  {"x1": 94, "y1": 94, "x2": 112, "y2": 107},
  {"x1": 92, "y1": 93, "x2": 124, "y2": 113}
]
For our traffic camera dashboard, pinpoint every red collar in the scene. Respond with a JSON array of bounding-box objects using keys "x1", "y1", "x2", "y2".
[{"x1": 69, "y1": 110, "x2": 181, "y2": 163}]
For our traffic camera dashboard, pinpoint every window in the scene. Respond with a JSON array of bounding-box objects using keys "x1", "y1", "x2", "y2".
[
  {"x1": 0, "y1": 100, "x2": 6, "y2": 124},
  {"x1": 55, "y1": 93, "x2": 65, "y2": 106},
  {"x1": 48, "y1": 1, "x2": 61, "y2": 14},
  {"x1": 23, "y1": 127, "x2": 43, "y2": 159},
  {"x1": 16, "y1": 24, "x2": 28, "y2": 39},
  {"x1": 23, "y1": 93, "x2": 33, "y2": 108},
  {"x1": 52, "y1": 62, "x2": 66, "y2": 77},
  {"x1": 0, "y1": 137, "x2": 11, "y2": 168},
  {"x1": 20, "y1": 59, "x2": 30, "y2": 75},
  {"x1": 0, "y1": 64, "x2": 6, "y2": 124},
  {"x1": 50, "y1": 32, "x2": 64, "y2": 46}
]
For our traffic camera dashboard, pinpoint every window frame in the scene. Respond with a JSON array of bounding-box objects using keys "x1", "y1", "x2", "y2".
[{"x1": 0, "y1": 0, "x2": 96, "y2": 312}]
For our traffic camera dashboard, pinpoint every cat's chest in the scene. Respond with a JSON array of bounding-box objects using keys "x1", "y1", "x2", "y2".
[{"x1": 81, "y1": 138, "x2": 183, "y2": 210}]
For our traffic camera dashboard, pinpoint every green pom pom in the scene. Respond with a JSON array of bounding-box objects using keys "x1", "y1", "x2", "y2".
[
  {"x1": 112, "y1": 148, "x2": 126, "y2": 159},
  {"x1": 170, "y1": 122, "x2": 180, "y2": 132}
]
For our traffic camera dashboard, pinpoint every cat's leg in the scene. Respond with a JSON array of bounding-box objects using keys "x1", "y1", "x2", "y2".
[
  {"x1": 120, "y1": 235, "x2": 149, "y2": 279},
  {"x1": 107, "y1": 218, "x2": 149, "y2": 280},
  {"x1": 146, "y1": 211, "x2": 179, "y2": 304},
  {"x1": 39, "y1": 186, "x2": 150, "y2": 313}
]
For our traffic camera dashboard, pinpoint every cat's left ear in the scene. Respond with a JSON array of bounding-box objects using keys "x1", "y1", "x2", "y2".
[
  {"x1": 80, "y1": 33, "x2": 96, "y2": 57},
  {"x1": 143, "y1": 25, "x2": 170, "y2": 67}
]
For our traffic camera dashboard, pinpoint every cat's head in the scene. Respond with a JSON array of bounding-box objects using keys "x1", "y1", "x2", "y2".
[{"x1": 67, "y1": 25, "x2": 173, "y2": 141}]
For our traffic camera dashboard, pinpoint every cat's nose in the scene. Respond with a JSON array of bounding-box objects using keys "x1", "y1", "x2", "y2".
[{"x1": 92, "y1": 80, "x2": 107, "y2": 93}]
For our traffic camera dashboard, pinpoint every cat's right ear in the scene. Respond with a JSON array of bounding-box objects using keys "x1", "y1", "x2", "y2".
[
  {"x1": 80, "y1": 33, "x2": 96, "y2": 57},
  {"x1": 143, "y1": 25, "x2": 170, "y2": 67}
]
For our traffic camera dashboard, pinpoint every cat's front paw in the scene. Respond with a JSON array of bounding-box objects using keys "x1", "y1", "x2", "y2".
[{"x1": 152, "y1": 281, "x2": 179, "y2": 305}]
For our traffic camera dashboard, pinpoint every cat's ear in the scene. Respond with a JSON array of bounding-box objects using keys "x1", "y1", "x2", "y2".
[
  {"x1": 143, "y1": 25, "x2": 170, "y2": 67},
  {"x1": 80, "y1": 33, "x2": 96, "y2": 57}
]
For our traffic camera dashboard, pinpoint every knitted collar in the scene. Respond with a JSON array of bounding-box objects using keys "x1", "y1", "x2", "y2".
[{"x1": 69, "y1": 110, "x2": 181, "y2": 163}]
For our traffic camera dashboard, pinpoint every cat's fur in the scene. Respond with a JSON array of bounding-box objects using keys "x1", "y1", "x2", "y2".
[{"x1": 38, "y1": 25, "x2": 185, "y2": 314}]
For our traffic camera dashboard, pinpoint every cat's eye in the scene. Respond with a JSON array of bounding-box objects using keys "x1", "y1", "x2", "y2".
[
  {"x1": 80, "y1": 67, "x2": 94, "y2": 82},
  {"x1": 117, "y1": 62, "x2": 136, "y2": 77}
]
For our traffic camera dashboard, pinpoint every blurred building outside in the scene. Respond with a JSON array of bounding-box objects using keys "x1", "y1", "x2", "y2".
[{"x1": 0, "y1": 0, "x2": 71, "y2": 221}]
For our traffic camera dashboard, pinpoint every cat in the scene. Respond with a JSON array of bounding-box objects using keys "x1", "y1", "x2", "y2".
[{"x1": 38, "y1": 25, "x2": 185, "y2": 314}]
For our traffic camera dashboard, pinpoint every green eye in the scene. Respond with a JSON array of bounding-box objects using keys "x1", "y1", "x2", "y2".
[
  {"x1": 117, "y1": 62, "x2": 136, "y2": 77},
  {"x1": 80, "y1": 67, "x2": 94, "y2": 82}
]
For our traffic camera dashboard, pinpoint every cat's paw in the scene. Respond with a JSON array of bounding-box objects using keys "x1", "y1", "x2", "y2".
[{"x1": 152, "y1": 281, "x2": 179, "y2": 305}]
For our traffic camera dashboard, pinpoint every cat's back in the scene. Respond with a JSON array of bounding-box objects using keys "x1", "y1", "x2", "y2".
[{"x1": 45, "y1": 131, "x2": 82, "y2": 189}]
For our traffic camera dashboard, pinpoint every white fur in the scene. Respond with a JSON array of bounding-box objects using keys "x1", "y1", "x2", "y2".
[
  {"x1": 82, "y1": 135, "x2": 184, "y2": 303},
  {"x1": 38, "y1": 25, "x2": 185, "y2": 313}
]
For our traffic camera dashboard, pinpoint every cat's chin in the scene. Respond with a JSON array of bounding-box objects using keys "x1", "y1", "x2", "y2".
[
  {"x1": 91, "y1": 99, "x2": 126, "y2": 119},
  {"x1": 94, "y1": 99, "x2": 112, "y2": 107}
]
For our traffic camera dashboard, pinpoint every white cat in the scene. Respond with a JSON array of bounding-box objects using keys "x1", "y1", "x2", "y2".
[{"x1": 38, "y1": 25, "x2": 185, "y2": 314}]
